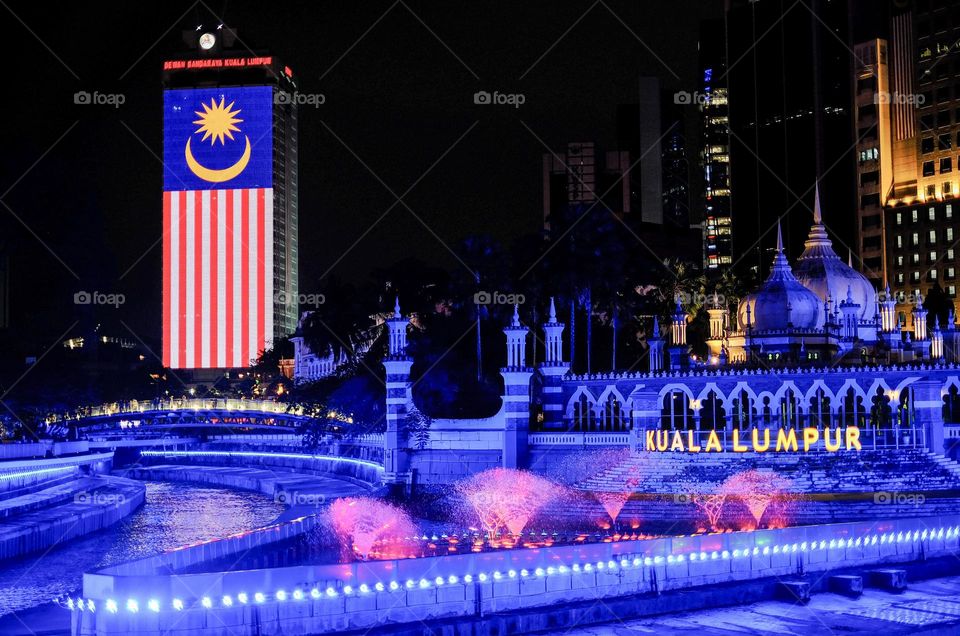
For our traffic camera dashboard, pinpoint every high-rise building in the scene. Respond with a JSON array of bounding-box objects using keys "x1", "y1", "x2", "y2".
[
  {"x1": 161, "y1": 26, "x2": 298, "y2": 370},
  {"x1": 698, "y1": 18, "x2": 733, "y2": 271},
  {"x1": 856, "y1": 1, "x2": 960, "y2": 322},
  {"x1": 542, "y1": 142, "x2": 632, "y2": 231},
  {"x1": 726, "y1": 0, "x2": 856, "y2": 278}
]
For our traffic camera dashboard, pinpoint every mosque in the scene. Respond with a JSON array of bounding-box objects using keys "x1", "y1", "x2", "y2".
[{"x1": 651, "y1": 188, "x2": 954, "y2": 371}]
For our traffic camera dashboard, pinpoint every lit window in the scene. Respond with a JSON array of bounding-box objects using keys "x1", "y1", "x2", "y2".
[
  {"x1": 897, "y1": 272, "x2": 905, "y2": 283},
  {"x1": 949, "y1": 248, "x2": 956, "y2": 259},
  {"x1": 913, "y1": 209, "x2": 920, "y2": 222},
  {"x1": 897, "y1": 235, "x2": 904, "y2": 248},
  {"x1": 949, "y1": 228, "x2": 955, "y2": 241},
  {"x1": 948, "y1": 204, "x2": 954, "y2": 218},
  {"x1": 931, "y1": 269, "x2": 939, "y2": 280},
  {"x1": 950, "y1": 285, "x2": 957, "y2": 296},
  {"x1": 897, "y1": 255, "x2": 904, "y2": 266},
  {"x1": 949, "y1": 267, "x2": 956, "y2": 278},
  {"x1": 897, "y1": 212, "x2": 903, "y2": 225},
  {"x1": 930, "y1": 229, "x2": 938, "y2": 242},
  {"x1": 913, "y1": 253, "x2": 921, "y2": 263},
  {"x1": 930, "y1": 207, "x2": 937, "y2": 220},
  {"x1": 913, "y1": 271, "x2": 921, "y2": 281},
  {"x1": 913, "y1": 232, "x2": 920, "y2": 245},
  {"x1": 930, "y1": 250, "x2": 937, "y2": 260}
]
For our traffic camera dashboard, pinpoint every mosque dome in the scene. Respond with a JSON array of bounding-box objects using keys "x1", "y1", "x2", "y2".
[
  {"x1": 792, "y1": 186, "x2": 878, "y2": 321},
  {"x1": 737, "y1": 223, "x2": 825, "y2": 332}
]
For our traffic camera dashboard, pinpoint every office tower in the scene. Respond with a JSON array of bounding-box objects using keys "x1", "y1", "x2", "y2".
[{"x1": 161, "y1": 27, "x2": 298, "y2": 369}]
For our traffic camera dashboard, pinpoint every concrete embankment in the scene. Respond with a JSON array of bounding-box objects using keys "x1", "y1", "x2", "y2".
[{"x1": 0, "y1": 475, "x2": 144, "y2": 560}]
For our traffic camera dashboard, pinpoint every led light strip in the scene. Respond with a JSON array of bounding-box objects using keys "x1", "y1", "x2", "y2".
[
  {"x1": 139, "y1": 450, "x2": 383, "y2": 471},
  {"x1": 0, "y1": 466, "x2": 77, "y2": 482},
  {"x1": 61, "y1": 525, "x2": 960, "y2": 615}
]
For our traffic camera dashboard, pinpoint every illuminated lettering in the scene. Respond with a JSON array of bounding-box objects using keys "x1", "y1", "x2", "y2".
[
  {"x1": 656, "y1": 431, "x2": 668, "y2": 452},
  {"x1": 705, "y1": 431, "x2": 722, "y2": 452},
  {"x1": 732, "y1": 429, "x2": 748, "y2": 452},
  {"x1": 803, "y1": 427, "x2": 820, "y2": 452},
  {"x1": 845, "y1": 426, "x2": 862, "y2": 451},
  {"x1": 776, "y1": 428, "x2": 798, "y2": 452},
  {"x1": 752, "y1": 428, "x2": 770, "y2": 452},
  {"x1": 687, "y1": 430, "x2": 702, "y2": 452},
  {"x1": 670, "y1": 431, "x2": 685, "y2": 451},
  {"x1": 824, "y1": 427, "x2": 841, "y2": 452},
  {"x1": 646, "y1": 430, "x2": 655, "y2": 451}
]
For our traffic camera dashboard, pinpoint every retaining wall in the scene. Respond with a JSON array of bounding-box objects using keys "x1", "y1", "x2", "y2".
[{"x1": 71, "y1": 514, "x2": 960, "y2": 635}]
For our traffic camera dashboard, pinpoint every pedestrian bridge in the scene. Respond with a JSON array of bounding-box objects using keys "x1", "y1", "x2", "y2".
[{"x1": 43, "y1": 398, "x2": 317, "y2": 434}]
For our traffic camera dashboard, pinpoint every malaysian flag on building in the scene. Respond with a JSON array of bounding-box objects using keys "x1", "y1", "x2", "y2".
[{"x1": 162, "y1": 86, "x2": 274, "y2": 369}]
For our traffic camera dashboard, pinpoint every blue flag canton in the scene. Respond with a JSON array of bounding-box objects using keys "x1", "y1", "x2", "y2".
[{"x1": 163, "y1": 86, "x2": 273, "y2": 191}]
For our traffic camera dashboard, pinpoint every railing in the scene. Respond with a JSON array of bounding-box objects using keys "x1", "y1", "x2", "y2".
[
  {"x1": 44, "y1": 399, "x2": 311, "y2": 424},
  {"x1": 947, "y1": 424, "x2": 960, "y2": 440},
  {"x1": 528, "y1": 433, "x2": 630, "y2": 447}
]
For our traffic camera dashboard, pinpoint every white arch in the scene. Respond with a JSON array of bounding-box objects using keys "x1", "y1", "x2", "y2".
[
  {"x1": 565, "y1": 386, "x2": 598, "y2": 419},
  {"x1": 695, "y1": 382, "x2": 729, "y2": 408},
  {"x1": 803, "y1": 379, "x2": 836, "y2": 404}
]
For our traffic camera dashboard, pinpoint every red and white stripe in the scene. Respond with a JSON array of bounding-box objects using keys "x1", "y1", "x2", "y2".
[{"x1": 163, "y1": 188, "x2": 273, "y2": 369}]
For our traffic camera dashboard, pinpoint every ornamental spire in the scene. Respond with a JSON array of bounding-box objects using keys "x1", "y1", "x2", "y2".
[
  {"x1": 813, "y1": 181, "x2": 822, "y2": 224},
  {"x1": 548, "y1": 296, "x2": 557, "y2": 322}
]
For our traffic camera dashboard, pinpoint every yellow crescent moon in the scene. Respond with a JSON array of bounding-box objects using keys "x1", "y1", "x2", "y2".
[{"x1": 184, "y1": 136, "x2": 251, "y2": 183}]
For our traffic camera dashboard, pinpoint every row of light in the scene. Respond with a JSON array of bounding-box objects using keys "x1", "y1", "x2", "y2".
[
  {"x1": 139, "y1": 450, "x2": 384, "y2": 471},
  {"x1": 0, "y1": 466, "x2": 76, "y2": 483},
  {"x1": 64, "y1": 526, "x2": 960, "y2": 615}
]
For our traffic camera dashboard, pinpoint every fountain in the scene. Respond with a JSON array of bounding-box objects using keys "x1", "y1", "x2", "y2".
[
  {"x1": 456, "y1": 468, "x2": 560, "y2": 536},
  {"x1": 720, "y1": 470, "x2": 790, "y2": 529},
  {"x1": 328, "y1": 497, "x2": 417, "y2": 559},
  {"x1": 677, "y1": 480, "x2": 728, "y2": 532}
]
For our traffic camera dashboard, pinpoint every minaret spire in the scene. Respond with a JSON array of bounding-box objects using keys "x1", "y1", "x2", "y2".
[
  {"x1": 776, "y1": 220, "x2": 784, "y2": 253},
  {"x1": 813, "y1": 181, "x2": 822, "y2": 225},
  {"x1": 548, "y1": 296, "x2": 557, "y2": 322}
]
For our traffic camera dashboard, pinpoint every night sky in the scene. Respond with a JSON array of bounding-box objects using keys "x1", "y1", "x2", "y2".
[{"x1": 0, "y1": 1, "x2": 722, "y2": 357}]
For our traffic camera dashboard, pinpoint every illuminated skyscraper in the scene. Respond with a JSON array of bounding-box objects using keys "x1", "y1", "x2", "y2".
[{"x1": 161, "y1": 27, "x2": 298, "y2": 370}]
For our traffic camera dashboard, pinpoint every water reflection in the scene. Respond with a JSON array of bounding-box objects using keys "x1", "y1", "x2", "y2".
[{"x1": 0, "y1": 481, "x2": 283, "y2": 617}]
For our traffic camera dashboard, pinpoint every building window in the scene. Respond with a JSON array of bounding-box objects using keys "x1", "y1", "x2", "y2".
[
  {"x1": 948, "y1": 204, "x2": 954, "y2": 218},
  {"x1": 929, "y1": 184, "x2": 938, "y2": 198},
  {"x1": 949, "y1": 228, "x2": 955, "y2": 241},
  {"x1": 930, "y1": 250, "x2": 937, "y2": 261},
  {"x1": 913, "y1": 232, "x2": 920, "y2": 245},
  {"x1": 949, "y1": 267, "x2": 956, "y2": 279},
  {"x1": 897, "y1": 211, "x2": 903, "y2": 225},
  {"x1": 942, "y1": 158, "x2": 953, "y2": 173},
  {"x1": 913, "y1": 271, "x2": 921, "y2": 282},
  {"x1": 913, "y1": 252, "x2": 921, "y2": 263},
  {"x1": 948, "y1": 182, "x2": 955, "y2": 195},
  {"x1": 897, "y1": 235, "x2": 903, "y2": 248},
  {"x1": 924, "y1": 160, "x2": 936, "y2": 177},
  {"x1": 950, "y1": 285, "x2": 957, "y2": 296},
  {"x1": 897, "y1": 255, "x2": 905, "y2": 266},
  {"x1": 931, "y1": 269, "x2": 939, "y2": 280},
  {"x1": 949, "y1": 248, "x2": 956, "y2": 259},
  {"x1": 923, "y1": 137, "x2": 935, "y2": 153},
  {"x1": 941, "y1": 133, "x2": 953, "y2": 150},
  {"x1": 930, "y1": 207, "x2": 937, "y2": 220},
  {"x1": 898, "y1": 272, "x2": 905, "y2": 283},
  {"x1": 930, "y1": 229, "x2": 938, "y2": 242}
]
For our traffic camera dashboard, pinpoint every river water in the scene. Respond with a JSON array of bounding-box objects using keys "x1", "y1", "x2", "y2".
[{"x1": 0, "y1": 481, "x2": 284, "y2": 617}]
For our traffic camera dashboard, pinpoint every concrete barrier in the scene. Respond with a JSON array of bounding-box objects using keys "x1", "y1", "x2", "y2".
[{"x1": 71, "y1": 514, "x2": 960, "y2": 636}]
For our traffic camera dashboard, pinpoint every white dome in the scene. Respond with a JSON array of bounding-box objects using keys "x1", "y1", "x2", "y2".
[
  {"x1": 793, "y1": 189, "x2": 878, "y2": 321},
  {"x1": 737, "y1": 225, "x2": 825, "y2": 332}
]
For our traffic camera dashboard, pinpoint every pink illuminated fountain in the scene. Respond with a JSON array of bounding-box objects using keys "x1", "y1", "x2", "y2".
[
  {"x1": 720, "y1": 470, "x2": 790, "y2": 529},
  {"x1": 677, "y1": 480, "x2": 728, "y2": 532},
  {"x1": 328, "y1": 497, "x2": 418, "y2": 559},
  {"x1": 456, "y1": 468, "x2": 560, "y2": 536}
]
